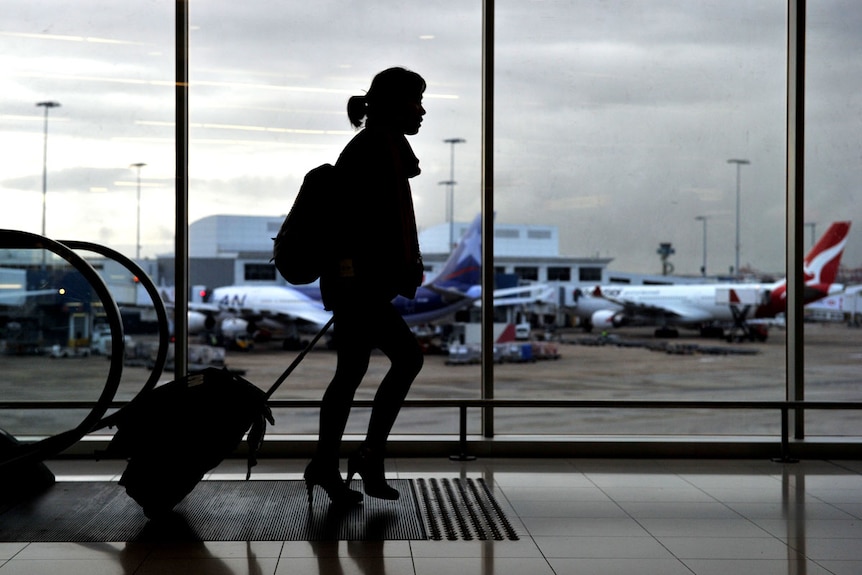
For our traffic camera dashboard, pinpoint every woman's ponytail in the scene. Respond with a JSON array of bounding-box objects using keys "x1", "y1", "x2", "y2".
[{"x1": 347, "y1": 95, "x2": 368, "y2": 128}]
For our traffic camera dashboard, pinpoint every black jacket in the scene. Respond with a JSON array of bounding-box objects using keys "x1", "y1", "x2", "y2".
[{"x1": 320, "y1": 126, "x2": 423, "y2": 310}]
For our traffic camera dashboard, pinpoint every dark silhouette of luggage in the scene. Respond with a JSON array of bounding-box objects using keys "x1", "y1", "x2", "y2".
[
  {"x1": 104, "y1": 368, "x2": 270, "y2": 518},
  {"x1": 104, "y1": 318, "x2": 333, "y2": 519}
]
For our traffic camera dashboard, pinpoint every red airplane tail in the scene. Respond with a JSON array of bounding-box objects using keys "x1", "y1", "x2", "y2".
[
  {"x1": 803, "y1": 221, "x2": 851, "y2": 288},
  {"x1": 757, "y1": 221, "x2": 851, "y2": 318}
]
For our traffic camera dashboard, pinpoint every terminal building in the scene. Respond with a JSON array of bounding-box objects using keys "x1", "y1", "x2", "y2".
[
  {"x1": 155, "y1": 214, "x2": 617, "y2": 291},
  {"x1": 150, "y1": 215, "x2": 705, "y2": 320}
]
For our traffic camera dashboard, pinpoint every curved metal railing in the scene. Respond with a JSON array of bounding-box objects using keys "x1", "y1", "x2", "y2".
[{"x1": 0, "y1": 230, "x2": 126, "y2": 471}]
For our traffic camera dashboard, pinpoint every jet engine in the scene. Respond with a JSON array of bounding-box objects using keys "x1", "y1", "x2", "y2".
[
  {"x1": 220, "y1": 317, "x2": 250, "y2": 339},
  {"x1": 188, "y1": 310, "x2": 216, "y2": 334},
  {"x1": 591, "y1": 309, "x2": 628, "y2": 329}
]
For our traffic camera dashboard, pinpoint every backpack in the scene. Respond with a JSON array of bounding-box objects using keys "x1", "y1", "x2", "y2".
[{"x1": 272, "y1": 163, "x2": 338, "y2": 284}]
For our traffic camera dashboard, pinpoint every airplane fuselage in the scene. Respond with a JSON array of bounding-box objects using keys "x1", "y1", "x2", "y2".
[
  {"x1": 212, "y1": 283, "x2": 476, "y2": 329},
  {"x1": 597, "y1": 283, "x2": 776, "y2": 325}
]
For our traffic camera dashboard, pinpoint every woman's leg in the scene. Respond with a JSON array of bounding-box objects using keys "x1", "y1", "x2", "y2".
[
  {"x1": 364, "y1": 301, "x2": 424, "y2": 451},
  {"x1": 340, "y1": 301, "x2": 423, "y2": 500},
  {"x1": 314, "y1": 306, "x2": 371, "y2": 467}
]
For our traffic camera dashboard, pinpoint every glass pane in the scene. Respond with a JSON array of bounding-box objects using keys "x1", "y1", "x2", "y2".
[
  {"x1": 494, "y1": 0, "x2": 788, "y2": 434},
  {"x1": 188, "y1": 1, "x2": 483, "y2": 435},
  {"x1": 804, "y1": 1, "x2": 862, "y2": 437},
  {"x1": 1, "y1": 2, "x2": 174, "y2": 437},
  {"x1": 0, "y1": 244, "x2": 115, "y2": 436},
  {"x1": 0, "y1": 1, "x2": 175, "y2": 255},
  {"x1": 70, "y1": 246, "x2": 170, "y2": 437}
]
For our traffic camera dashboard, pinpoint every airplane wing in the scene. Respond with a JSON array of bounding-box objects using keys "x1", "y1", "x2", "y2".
[
  {"x1": 472, "y1": 283, "x2": 556, "y2": 308},
  {"x1": 231, "y1": 304, "x2": 332, "y2": 327},
  {"x1": 425, "y1": 283, "x2": 481, "y2": 302},
  {"x1": 591, "y1": 286, "x2": 713, "y2": 324},
  {"x1": 425, "y1": 284, "x2": 469, "y2": 301}
]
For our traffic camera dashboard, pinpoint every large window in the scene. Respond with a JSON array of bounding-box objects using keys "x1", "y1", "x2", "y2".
[
  {"x1": 186, "y1": 1, "x2": 482, "y2": 437},
  {"x1": 494, "y1": 0, "x2": 790, "y2": 435},
  {"x1": 1, "y1": 1, "x2": 173, "y2": 437},
  {"x1": 804, "y1": 1, "x2": 862, "y2": 437},
  {"x1": 2, "y1": 1, "x2": 860, "y2": 445}
]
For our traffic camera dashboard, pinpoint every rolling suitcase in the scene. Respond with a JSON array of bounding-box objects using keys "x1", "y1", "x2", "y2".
[{"x1": 104, "y1": 317, "x2": 333, "y2": 519}]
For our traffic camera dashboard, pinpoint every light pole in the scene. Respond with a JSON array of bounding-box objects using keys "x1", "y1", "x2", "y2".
[
  {"x1": 131, "y1": 163, "x2": 147, "y2": 260},
  {"x1": 695, "y1": 215, "x2": 708, "y2": 277},
  {"x1": 37, "y1": 101, "x2": 61, "y2": 238},
  {"x1": 727, "y1": 158, "x2": 750, "y2": 276},
  {"x1": 443, "y1": 138, "x2": 466, "y2": 251},
  {"x1": 438, "y1": 179, "x2": 456, "y2": 251}
]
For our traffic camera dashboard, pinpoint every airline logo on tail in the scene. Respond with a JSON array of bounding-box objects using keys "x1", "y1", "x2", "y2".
[
  {"x1": 759, "y1": 221, "x2": 851, "y2": 317},
  {"x1": 427, "y1": 213, "x2": 482, "y2": 292},
  {"x1": 803, "y1": 221, "x2": 850, "y2": 288}
]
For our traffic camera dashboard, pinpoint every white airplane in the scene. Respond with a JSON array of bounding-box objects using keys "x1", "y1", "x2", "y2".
[
  {"x1": 188, "y1": 214, "x2": 485, "y2": 344},
  {"x1": 568, "y1": 221, "x2": 851, "y2": 340}
]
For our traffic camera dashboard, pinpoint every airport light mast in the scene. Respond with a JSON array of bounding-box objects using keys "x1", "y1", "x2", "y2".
[
  {"x1": 727, "y1": 158, "x2": 750, "y2": 276},
  {"x1": 443, "y1": 138, "x2": 466, "y2": 252},
  {"x1": 131, "y1": 163, "x2": 147, "y2": 260},
  {"x1": 37, "y1": 101, "x2": 61, "y2": 239}
]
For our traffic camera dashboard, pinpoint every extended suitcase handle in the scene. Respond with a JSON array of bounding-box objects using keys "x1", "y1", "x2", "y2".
[{"x1": 265, "y1": 316, "x2": 335, "y2": 401}]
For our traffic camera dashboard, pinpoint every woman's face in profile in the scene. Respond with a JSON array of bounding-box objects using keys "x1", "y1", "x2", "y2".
[{"x1": 398, "y1": 95, "x2": 425, "y2": 135}]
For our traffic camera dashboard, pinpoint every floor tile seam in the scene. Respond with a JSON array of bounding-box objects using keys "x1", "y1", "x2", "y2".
[
  {"x1": 129, "y1": 544, "x2": 155, "y2": 575},
  {"x1": 803, "y1": 554, "x2": 850, "y2": 574},
  {"x1": 822, "y1": 460, "x2": 862, "y2": 476},
  {"x1": 271, "y1": 542, "x2": 287, "y2": 575},
  {"x1": 505, "y1": 522, "x2": 605, "y2": 572},
  {"x1": 673, "y1": 472, "x2": 784, "y2": 538},
  {"x1": 818, "y1": 499, "x2": 862, "y2": 521},
  {"x1": 575, "y1": 480, "x2": 695, "y2": 563},
  {"x1": 715, "y1": 502, "x2": 794, "y2": 545},
  {"x1": 676, "y1": 557, "x2": 821, "y2": 573},
  {"x1": 3, "y1": 543, "x2": 30, "y2": 565},
  {"x1": 595, "y1": 480, "x2": 794, "y2": 563}
]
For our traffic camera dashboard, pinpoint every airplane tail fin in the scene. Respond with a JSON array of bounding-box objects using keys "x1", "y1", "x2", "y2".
[
  {"x1": 426, "y1": 213, "x2": 482, "y2": 291},
  {"x1": 758, "y1": 221, "x2": 851, "y2": 318},
  {"x1": 804, "y1": 221, "x2": 851, "y2": 288}
]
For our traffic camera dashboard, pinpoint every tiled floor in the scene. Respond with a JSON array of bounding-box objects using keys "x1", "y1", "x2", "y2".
[{"x1": 3, "y1": 457, "x2": 862, "y2": 574}]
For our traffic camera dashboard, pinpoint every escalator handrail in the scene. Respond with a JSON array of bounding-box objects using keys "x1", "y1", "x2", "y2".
[
  {"x1": 0, "y1": 230, "x2": 125, "y2": 470},
  {"x1": 60, "y1": 240, "x2": 171, "y2": 428}
]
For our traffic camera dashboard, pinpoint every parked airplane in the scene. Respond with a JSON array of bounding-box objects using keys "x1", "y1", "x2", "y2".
[
  {"x1": 568, "y1": 221, "x2": 851, "y2": 340},
  {"x1": 189, "y1": 214, "x2": 483, "y2": 345}
]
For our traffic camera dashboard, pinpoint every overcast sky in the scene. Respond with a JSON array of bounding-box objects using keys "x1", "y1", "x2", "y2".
[{"x1": 2, "y1": 0, "x2": 860, "y2": 278}]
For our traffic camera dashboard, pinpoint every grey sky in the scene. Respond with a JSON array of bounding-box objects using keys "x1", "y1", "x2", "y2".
[{"x1": 1, "y1": 0, "x2": 859, "y2": 277}]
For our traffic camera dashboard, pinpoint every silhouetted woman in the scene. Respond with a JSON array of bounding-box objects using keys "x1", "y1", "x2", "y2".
[{"x1": 304, "y1": 67, "x2": 426, "y2": 505}]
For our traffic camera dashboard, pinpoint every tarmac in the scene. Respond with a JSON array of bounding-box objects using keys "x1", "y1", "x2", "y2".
[{"x1": 2, "y1": 322, "x2": 861, "y2": 438}]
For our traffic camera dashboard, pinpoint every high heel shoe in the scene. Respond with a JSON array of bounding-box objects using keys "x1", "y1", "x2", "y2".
[
  {"x1": 346, "y1": 446, "x2": 399, "y2": 500},
  {"x1": 303, "y1": 460, "x2": 362, "y2": 506}
]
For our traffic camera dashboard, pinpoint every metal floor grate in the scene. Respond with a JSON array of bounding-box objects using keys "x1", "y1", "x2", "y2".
[
  {"x1": 413, "y1": 478, "x2": 520, "y2": 541},
  {"x1": 0, "y1": 478, "x2": 517, "y2": 542}
]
